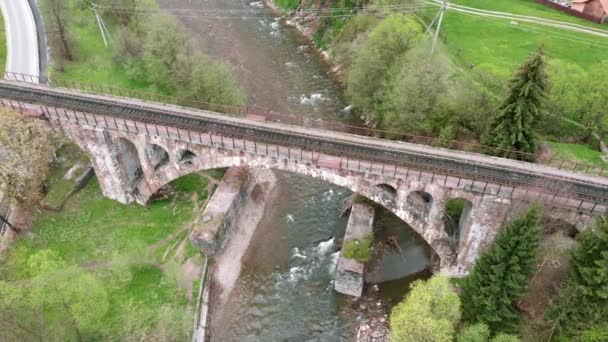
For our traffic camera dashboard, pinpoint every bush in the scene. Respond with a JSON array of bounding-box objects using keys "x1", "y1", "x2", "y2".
[
  {"x1": 390, "y1": 275, "x2": 461, "y2": 342},
  {"x1": 178, "y1": 54, "x2": 246, "y2": 108},
  {"x1": 378, "y1": 45, "x2": 448, "y2": 132},
  {"x1": 457, "y1": 323, "x2": 521, "y2": 342},
  {"x1": 111, "y1": 14, "x2": 245, "y2": 109},
  {"x1": 346, "y1": 13, "x2": 423, "y2": 117},
  {"x1": 457, "y1": 323, "x2": 491, "y2": 342},
  {"x1": 342, "y1": 233, "x2": 373, "y2": 262}
]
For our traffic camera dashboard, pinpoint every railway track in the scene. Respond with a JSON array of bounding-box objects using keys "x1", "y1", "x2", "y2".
[{"x1": 2, "y1": 80, "x2": 608, "y2": 207}]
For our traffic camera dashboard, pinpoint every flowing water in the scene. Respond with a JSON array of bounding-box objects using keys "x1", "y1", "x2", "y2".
[
  {"x1": 160, "y1": 0, "x2": 349, "y2": 118},
  {"x1": 159, "y1": 0, "x2": 432, "y2": 339}
]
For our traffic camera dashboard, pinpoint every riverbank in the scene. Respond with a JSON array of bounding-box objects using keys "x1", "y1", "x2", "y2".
[
  {"x1": 209, "y1": 168, "x2": 279, "y2": 306},
  {"x1": 0, "y1": 143, "x2": 212, "y2": 340}
]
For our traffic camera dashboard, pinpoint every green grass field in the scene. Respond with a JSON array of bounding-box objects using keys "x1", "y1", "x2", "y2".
[
  {"x1": 451, "y1": 0, "x2": 608, "y2": 28},
  {"x1": 54, "y1": 6, "x2": 157, "y2": 92},
  {"x1": 436, "y1": 4, "x2": 607, "y2": 78},
  {"x1": 547, "y1": 141, "x2": 608, "y2": 167},
  {"x1": 0, "y1": 144, "x2": 209, "y2": 339}
]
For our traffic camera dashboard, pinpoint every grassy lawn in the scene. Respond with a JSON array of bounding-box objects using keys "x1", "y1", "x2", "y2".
[
  {"x1": 438, "y1": 9, "x2": 608, "y2": 78},
  {"x1": 450, "y1": 0, "x2": 608, "y2": 28},
  {"x1": 0, "y1": 11, "x2": 6, "y2": 73},
  {"x1": 52, "y1": 4, "x2": 159, "y2": 93},
  {"x1": 546, "y1": 141, "x2": 608, "y2": 167},
  {"x1": 0, "y1": 144, "x2": 209, "y2": 339}
]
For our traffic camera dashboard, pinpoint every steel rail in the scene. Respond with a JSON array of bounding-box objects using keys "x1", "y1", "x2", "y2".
[
  {"x1": 3, "y1": 72, "x2": 606, "y2": 178},
  {"x1": 2, "y1": 81, "x2": 608, "y2": 208}
]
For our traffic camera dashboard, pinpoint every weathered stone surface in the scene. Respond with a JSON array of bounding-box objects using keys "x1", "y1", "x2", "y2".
[
  {"x1": 336, "y1": 203, "x2": 375, "y2": 297},
  {"x1": 190, "y1": 167, "x2": 248, "y2": 255},
  {"x1": 50, "y1": 118, "x2": 595, "y2": 276}
]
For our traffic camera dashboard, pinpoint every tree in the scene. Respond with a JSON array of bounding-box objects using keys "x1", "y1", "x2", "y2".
[
  {"x1": 379, "y1": 45, "x2": 448, "y2": 133},
  {"x1": 483, "y1": 46, "x2": 548, "y2": 159},
  {"x1": 99, "y1": 0, "x2": 155, "y2": 27},
  {"x1": 547, "y1": 60, "x2": 608, "y2": 143},
  {"x1": 41, "y1": 0, "x2": 74, "y2": 62},
  {"x1": 141, "y1": 15, "x2": 188, "y2": 91},
  {"x1": 0, "y1": 250, "x2": 109, "y2": 341},
  {"x1": 0, "y1": 110, "x2": 55, "y2": 214},
  {"x1": 457, "y1": 323, "x2": 491, "y2": 342},
  {"x1": 390, "y1": 275, "x2": 461, "y2": 342},
  {"x1": 547, "y1": 216, "x2": 608, "y2": 339},
  {"x1": 346, "y1": 13, "x2": 423, "y2": 123},
  {"x1": 457, "y1": 323, "x2": 520, "y2": 342},
  {"x1": 461, "y1": 205, "x2": 542, "y2": 334},
  {"x1": 176, "y1": 54, "x2": 245, "y2": 109}
]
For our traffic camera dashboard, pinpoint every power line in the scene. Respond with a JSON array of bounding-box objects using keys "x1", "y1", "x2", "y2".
[
  {"x1": 96, "y1": 2, "x2": 435, "y2": 14},
  {"x1": 96, "y1": 6, "x2": 432, "y2": 20},
  {"x1": 431, "y1": 0, "x2": 447, "y2": 54}
]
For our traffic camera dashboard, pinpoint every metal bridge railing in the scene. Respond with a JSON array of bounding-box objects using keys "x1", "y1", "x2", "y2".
[
  {"x1": 3, "y1": 71, "x2": 608, "y2": 179},
  {"x1": 11, "y1": 97, "x2": 603, "y2": 215}
]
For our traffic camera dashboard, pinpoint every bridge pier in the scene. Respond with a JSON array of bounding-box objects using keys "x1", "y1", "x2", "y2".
[
  {"x1": 45, "y1": 107, "x2": 597, "y2": 278},
  {"x1": 335, "y1": 203, "x2": 375, "y2": 297},
  {"x1": 61, "y1": 126, "x2": 138, "y2": 204}
]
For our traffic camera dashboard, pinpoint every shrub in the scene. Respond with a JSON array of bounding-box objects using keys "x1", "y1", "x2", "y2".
[
  {"x1": 346, "y1": 13, "x2": 423, "y2": 117},
  {"x1": 342, "y1": 233, "x2": 373, "y2": 262},
  {"x1": 457, "y1": 323, "x2": 491, "y2": 342},
  {"x1": 390, "y1": 275, "x2": 461, "y2": 342}
]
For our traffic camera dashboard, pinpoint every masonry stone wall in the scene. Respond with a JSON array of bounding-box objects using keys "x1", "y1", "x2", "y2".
[
  {"x1": 335, "y1": 203, "x2": 375, "y2": 297},
  {"x1": 53, "y1": 120, "x2": 595, "y2": 276}
]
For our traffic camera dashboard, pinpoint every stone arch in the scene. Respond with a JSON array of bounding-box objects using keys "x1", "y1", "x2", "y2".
[
  {"x1": 131, "y1": 150, "x2": 451, "y2": 263},
  {"x1": 145, "y1": 144, "x2": 169, "y2": 171},
  {"x1": 443, "y1": 198, "x2": 473, "y2": 252},
  {"x1": 178, "y1": 149, "x2": 198, "y2": 166},
  {"x1": 116, "y1": 137, "x2": 143, "y2": 190},
  {"x1": 376, "y1": 183, "x2": 397, "y2": 202},
  {"x1": 406, "y1": 191, "x2": 433, "y2": 222}
]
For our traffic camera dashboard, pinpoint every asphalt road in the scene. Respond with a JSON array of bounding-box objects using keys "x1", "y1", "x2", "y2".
[{"x1": 0, "y1": 0, "x2": 39, "y2": 78}]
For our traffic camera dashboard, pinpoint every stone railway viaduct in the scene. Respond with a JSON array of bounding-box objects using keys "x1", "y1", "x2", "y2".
[{"x1": 2, "y1": 79, "x2": 608, "y2": 276}]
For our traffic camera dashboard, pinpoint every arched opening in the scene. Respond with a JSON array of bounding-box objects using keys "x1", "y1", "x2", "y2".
[
  {"x1": 406, "y1": 191, "x2": 433, "y2": 221},
  {"x1": 443, "y1": 198, "x2": 472, "y2": 252},
  {"x1": 145, "y1": 144, "x2": 169, "y2": 171},
  {"x1": 178, "y1": 150, "x2": 197, "y2": 166},
  {"x1": 376, "y1": 183, "x2": 397, "y2": 202},
  {"x1": 365, "y1": 205, "x2": 432, "y2": 305},
  {"x1": 117, "y1": 138, "x2": 143, "y2": 189}
]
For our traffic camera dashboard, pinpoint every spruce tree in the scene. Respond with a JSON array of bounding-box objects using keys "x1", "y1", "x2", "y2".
[
  {"x1": 547, "y1": 216, "x2": 608, "y2": 338},
  {"x1": 483, "y1": 46, "x2": 548, "y2": 160},
  {"x1": 461, "y1": 205, "x2": 542, "y2": 334}
]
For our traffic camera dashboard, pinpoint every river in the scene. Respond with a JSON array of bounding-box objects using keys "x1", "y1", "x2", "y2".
[{"x1": 158, "y1": 0, "x2": 432, "y2": 339}]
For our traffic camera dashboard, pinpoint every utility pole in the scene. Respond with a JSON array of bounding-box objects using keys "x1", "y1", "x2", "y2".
[
  {"x1": 431, "y1": 0, "x2": 447, "y2": 54},
  {"x1": 91, "y1": 2, "x2": 112, "y2": 47}
]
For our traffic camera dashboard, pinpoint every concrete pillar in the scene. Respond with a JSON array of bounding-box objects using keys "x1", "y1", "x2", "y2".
[
  {"x1": 63, "y1": 126, "x2": 137, "y2": 204},
  {"x1": 335, "y1": 203, "x2": 375, "y2": 297},
  {"x1": 190, "y1": 167, "x2": 248, "y2": 255},
  {"x1": 450, "y1": 195, "x2": 511, "y2": 275}
]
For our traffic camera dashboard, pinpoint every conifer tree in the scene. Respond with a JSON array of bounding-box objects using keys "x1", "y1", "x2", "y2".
[
  {"x1": 461, "y1": 205, "x2": 542, "y2": 334},
  {"x1": 483, "y1": 46, "x2": 548, "y2": 160},
  {"x1": 547, "y1": 216, "x2": 608, "y2": 338}
]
